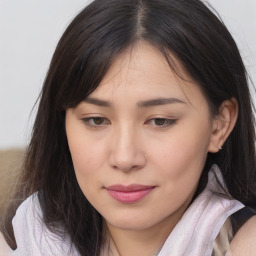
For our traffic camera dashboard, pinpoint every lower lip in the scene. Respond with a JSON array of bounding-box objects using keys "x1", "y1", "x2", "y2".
[{"x1": 106, "y1": 188, "x2": 154, "y2": 203}]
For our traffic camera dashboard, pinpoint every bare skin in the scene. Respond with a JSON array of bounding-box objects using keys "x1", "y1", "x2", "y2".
[
  {"x1": 226, "y1": 216, "x2": 256, "y2": 256},
  {"x1": 66, "y1": 41, "x2": 239, "y2": 256}
]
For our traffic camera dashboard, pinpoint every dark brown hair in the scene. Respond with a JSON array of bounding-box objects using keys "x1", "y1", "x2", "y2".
[{"x1": 1, "y1": 0, "x2": 255, "y2": 255}]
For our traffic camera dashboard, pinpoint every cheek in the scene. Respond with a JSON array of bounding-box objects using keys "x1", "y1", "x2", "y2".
[
  {"x1": 70, "y1": 142, "x2": 104, "y2": 177},
  {"x1": 151, "y1": 134, "x2": 208, "y2": 211},
  {"x1": 150, "y1": 124, "x2": 211, "y2": 180},
  {"x1": 67, "y1": 132, "x2": 106, "y2": 191},
  {"x1": 69, "y1": 144, "x2": 103, "y2": 201},
  {"x1": 71, "y1": 145, "x2": 94, "y2": 172},
  {"x1": 66, "y1": 122, "x2": 106, "y2": 173}
]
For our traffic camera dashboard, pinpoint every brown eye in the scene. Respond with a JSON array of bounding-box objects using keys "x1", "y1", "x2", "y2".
[
  {"x1": 145, "y1": 118, "x2": 177, "y2": 127},
  {"x1": 82, "y1": 117, "x2": 110, "y2": 127},
  {"x1": 154, "y1": 118, "x2": 166, "y2": 126},
  {"x1": 93, "y1": 117, "x2": 105, "y2": 125}
]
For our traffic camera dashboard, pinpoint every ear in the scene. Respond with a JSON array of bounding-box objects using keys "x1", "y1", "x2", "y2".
[{"x1": 208, "y1": 98, "x2": 238, "y2": 153}]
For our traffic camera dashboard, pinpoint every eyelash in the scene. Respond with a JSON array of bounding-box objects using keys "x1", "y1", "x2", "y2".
[
  {"x1": 82, "y1": 117, "x2": 110, "y2": 128},
  {"x1": 145, "y1": 118, "x2": 177, "y2": 127},
  {"x1": 81, "y1": 117, "x2": 177, "y2": 128}
]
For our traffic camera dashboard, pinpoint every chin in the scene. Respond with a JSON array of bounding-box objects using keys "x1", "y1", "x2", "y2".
[{"x1": 104, "y1": 214, "x2": 160, "y2": 231}]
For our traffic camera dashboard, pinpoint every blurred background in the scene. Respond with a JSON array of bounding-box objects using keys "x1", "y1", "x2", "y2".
[
  {"x1": 0, "y1": 0, "x2": 255, "y2": 213},
  {"x1": 0, "y1": 0, "x2": 255, "y2": 150}
]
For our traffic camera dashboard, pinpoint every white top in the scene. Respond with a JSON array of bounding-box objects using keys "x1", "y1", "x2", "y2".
[{"x1": 0, "y1": 165, "x2": 244, "y2": 256}]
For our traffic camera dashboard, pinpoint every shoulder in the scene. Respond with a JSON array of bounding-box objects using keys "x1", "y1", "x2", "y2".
[
  {"x1": 9, "y1": 192, "x2": 79, "y2": 256},
  {"x1": 15, "y1": 192, "x2": 41, "y2": 218},
  {"x1": 0, "y1": 194, "x2": 40, "y2": 255},
  {"x1": 226, "y1": 215, "x2": 256, "y2": 256},
  {"x1": 12, "y1": 193, "x2": 43, "y2": 242}
]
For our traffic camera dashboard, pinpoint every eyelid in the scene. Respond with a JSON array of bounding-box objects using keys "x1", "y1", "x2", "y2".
[
  {"x1": 145, "y1": 117, "x2": 177, "y2": 128},
  {"x1": 80, "y1": 115, "x2": 177, "y2": 129},
  {"x1": 81, "y1": 116, "x2": 110, "y2": 128}
]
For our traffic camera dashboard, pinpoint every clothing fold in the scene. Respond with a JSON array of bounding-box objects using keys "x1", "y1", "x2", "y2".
[{"x1": 0, "y1": 165, "x2": 245, "y2": 256}]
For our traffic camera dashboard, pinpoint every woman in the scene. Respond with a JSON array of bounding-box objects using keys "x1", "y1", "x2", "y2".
[{"x1": 1, "y1": 0, "x2": 256, "y2": 255}]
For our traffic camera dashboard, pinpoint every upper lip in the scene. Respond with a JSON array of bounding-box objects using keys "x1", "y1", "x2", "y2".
[{"x1": 105, "y1": 184, "x2": 155, "y2": 192}]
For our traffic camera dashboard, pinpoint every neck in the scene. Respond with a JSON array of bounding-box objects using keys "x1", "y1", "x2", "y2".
[
  {"x1": 101, "y1": 190, "x2": 195, "y2": 256},
  {"x1": 102, "y1": 216, "x2": 178, "y2": 256}
]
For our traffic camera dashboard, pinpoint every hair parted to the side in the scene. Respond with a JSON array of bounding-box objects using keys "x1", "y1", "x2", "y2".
[{"x1": 1, "y1": 0, "x2": 255, "y2": 255}]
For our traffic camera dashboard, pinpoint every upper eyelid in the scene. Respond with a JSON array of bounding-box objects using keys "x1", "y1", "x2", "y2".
[
  {"x1": 81, "y1": 115, "x2": 177, "y2": 122},
  {"x1": 81, "y1": 116, "x2": 177, "y2": 121},
  {"x1": 81, "y1": 115, "x2": 108, "y2": 120},
  {"x1": 146, "y1": 117, "x2": 177, "y2": 124},
  {"x1": 82, "y1": 117, "x2": 110, "y2": 125},
  {"x1": 145, "y1": 115, "x2": 177, "y2": 121},
  {"x1": 146, "y1": 117, "x2": 177, "y2": 122}
]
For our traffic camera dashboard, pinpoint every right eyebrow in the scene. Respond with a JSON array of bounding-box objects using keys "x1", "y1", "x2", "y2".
[{"x1": 83, "y1": 97, "x2": 111, "y2": 107}]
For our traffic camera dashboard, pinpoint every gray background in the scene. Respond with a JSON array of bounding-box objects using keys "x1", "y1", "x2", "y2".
[{"x1": 0, "y1": 0, "x2": 255, "y2": 149}]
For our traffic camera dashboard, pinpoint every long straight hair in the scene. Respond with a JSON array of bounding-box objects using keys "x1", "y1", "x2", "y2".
[{"x1": 1, "y1": 0, "x2": 256, "y2": 255}]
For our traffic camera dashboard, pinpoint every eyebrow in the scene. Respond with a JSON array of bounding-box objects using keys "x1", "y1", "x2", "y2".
[
  {"x1": 84, "y1": 97, "x2": 186, "y2": 107},
  {"x1": 137, "y1": 98, "x2": 186, "y2": 108},
  {"x1": 84, "y1": 97, "x2": 111, "y2": 107}
]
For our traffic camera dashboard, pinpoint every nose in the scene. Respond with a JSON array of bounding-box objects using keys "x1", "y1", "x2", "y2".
[{"x1": 109, "y1": 125, "x2": 146, "y2": 172}]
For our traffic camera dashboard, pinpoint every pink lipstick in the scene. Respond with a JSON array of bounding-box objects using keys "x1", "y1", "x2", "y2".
[{"x1": 105, "y1": 184, "x2": 155, "y2": 203}]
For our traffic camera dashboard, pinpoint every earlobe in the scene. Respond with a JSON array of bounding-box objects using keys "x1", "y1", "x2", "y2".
[{"x1": 208, "y1": 98, "x2": 238, "y2": 153}]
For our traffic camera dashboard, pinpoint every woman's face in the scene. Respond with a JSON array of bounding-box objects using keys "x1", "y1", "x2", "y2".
[{"x1": 66, "y1": 42, "x2": 216, "y2": 232}]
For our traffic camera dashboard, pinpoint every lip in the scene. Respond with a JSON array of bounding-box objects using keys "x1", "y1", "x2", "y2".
[{"x1": 105, "y1": 184, "x2": 155, "y2": 203}]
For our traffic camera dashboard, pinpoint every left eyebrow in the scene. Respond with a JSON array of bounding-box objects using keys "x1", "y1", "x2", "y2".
[{"x1": 137, "y1": 98, "x2": 186, "y2": 108}]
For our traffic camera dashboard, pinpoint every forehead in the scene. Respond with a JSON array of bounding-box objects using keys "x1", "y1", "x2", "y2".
[{"x1": 89, "y1": 41, "x2": 206, "y2": 108}]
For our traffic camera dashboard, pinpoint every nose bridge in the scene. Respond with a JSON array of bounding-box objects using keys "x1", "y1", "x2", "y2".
[{"x1": 110, "y1": 121, "x2": 145, "y2": 171}]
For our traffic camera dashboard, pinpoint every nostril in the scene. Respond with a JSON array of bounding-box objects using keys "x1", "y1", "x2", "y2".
[{"x1": 109, "y1": 150, "x2": 146, "y2": 172}]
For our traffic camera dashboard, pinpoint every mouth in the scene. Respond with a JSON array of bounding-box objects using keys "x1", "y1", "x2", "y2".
[{"x1": 105, "y1": 184, "x2": 156, "y2": 203}]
